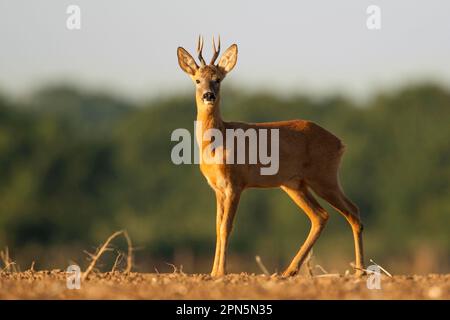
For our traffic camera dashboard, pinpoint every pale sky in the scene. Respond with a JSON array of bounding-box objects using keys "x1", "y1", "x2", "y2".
[{"x1": 1, "y1": 0, "x2": 450, "y2": 100}]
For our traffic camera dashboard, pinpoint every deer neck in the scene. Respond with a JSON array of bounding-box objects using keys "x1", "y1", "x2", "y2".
[{"x1": 195, "y1": 98, "x2": 224, "y2": 150}]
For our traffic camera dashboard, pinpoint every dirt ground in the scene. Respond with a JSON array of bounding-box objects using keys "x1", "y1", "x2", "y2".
[{"x1": 0, "y1": 271, "x2": 448, "y2": 299}]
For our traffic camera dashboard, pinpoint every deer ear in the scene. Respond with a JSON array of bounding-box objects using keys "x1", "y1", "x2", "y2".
[
  {"x1": 177, "y1": 47, "x2": 199, "y2": 75},
  {"x1": 217, "y1": 44, "x2": 238, "y2": 73}
]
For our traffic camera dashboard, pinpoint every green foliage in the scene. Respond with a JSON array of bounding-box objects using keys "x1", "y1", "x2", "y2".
[{"x1": 0, "y1": 84, "x2": 449, "y2": 269}]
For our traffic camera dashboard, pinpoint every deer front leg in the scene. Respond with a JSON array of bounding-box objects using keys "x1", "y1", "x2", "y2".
[
  {"x1": 212, "y1": 188, "x2": 241, "y2": 277},
  {"x1": 211, "y1": 191, "x2": 224, "y2": 276}
]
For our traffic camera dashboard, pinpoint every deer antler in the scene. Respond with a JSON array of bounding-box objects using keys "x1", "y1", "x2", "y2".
[
  {"x1": 210, "y1": 35, "x2": 221, "y2": 65},
  {"x1": 197, "y1": 35, "x2": 206, "y2": 67}
]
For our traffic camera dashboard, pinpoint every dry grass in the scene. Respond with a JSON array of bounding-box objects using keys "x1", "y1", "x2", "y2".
[
  {"x1": 0, "y1": 272, "x2": 448, "y2": 299},
  {"x1": 1, "y1": 247, "x2": 18, "y2": 273},
  {"x1": 82, "y1": 230, "x2": 133, "y2": 280},
  {"x1": 0, "y1": 233, "x2": 448, "y2": 299}
]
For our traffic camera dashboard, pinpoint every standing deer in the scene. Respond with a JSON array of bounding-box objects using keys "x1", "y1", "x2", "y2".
[{"x1": 177, "y1": 36, "x2": 364, "y2": 277}]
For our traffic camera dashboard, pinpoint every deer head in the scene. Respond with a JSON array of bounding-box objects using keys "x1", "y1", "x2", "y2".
[{"x1": 177, "y1": 36, "x2": 238, "y2": 107}]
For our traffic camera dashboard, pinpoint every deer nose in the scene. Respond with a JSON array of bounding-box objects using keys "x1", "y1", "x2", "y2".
[{"x1": 203, "y1": 92, "x2": 216, "y2": 101}]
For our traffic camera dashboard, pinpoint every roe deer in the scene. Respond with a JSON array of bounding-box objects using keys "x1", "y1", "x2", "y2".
[{"x1": 177, "y1": 36, "x2": 364, "y2": 277}]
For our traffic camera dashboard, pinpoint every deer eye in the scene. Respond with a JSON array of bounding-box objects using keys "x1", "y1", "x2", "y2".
[
  {"x1": 196, "y1": 79, "x2": 200, "y2": 84},
  {"x1": 215, "y1": 79, "x2": 221, "y2": 84}
]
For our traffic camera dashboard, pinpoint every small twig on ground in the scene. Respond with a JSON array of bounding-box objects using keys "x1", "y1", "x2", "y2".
[
  {"x1": 350, "y1": 262, "x2": 372, "y2": 274},
  {"x1": 111, "y1": 252, "x2": 124, "y2": 273},
  {"x1": 1, "y1": 262, "x2": 16, "y2": 273},
  {"x1": 123, "y1": 231, "x2": 133, "y2": 273},
  {"x1": 314, "y1": 273, "x2": 341, "y2": 278},
  {"x1": 0, "y1": 247, "x2": 17, "y2": 273},
  {"x1": 315, "y1": 264, "x2": 329, "y2": 275},
  {"x1": 255, "y1": 256, "x2": 270, "y2": 276},
  {"x1": 179, "y1": 265, "x2": 185, "y2": 275},
  {"x1": 304, "y1": 250, "x2": 314, "y2": 277},
  {"x1": 165, "y1": 262, "x2": 178, "y2": 273},
  {"x1": 370, "y1": 259, "x2": 393, "y2": 277},
  {"x1": 83, "y1": 250, "x2": 96, "y2": 260},
  {"x1": 28, "y1": 261, "x2": 35, "y2": 272},
  {"x1": 82, "y1": 230, "x2": 133, "y2": 280},
  {"x1": 350, "y1": 260, "x2": 392, "y2": 277}
]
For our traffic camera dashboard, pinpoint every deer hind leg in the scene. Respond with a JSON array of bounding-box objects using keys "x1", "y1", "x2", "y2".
[
  {"x1": 309, "y1": 180, "x2": 365, "y2": 276},
  {"x1": 281, "y1": 183, "x2": 329, "y2": 277}
]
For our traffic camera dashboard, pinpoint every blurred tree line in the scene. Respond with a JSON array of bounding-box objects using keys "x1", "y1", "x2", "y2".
[{"x1": 0, "y1": 83, "x2": 448, "y2": 273}]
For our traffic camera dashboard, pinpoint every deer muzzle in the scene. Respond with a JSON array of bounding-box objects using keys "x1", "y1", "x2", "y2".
[{"x1": 202, "y1": 92, "x2": 216, "y2": 104}]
